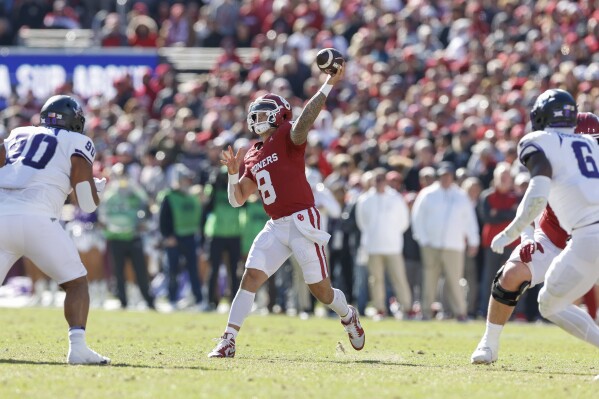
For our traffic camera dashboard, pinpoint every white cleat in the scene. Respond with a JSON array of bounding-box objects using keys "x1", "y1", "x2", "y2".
[
  {"x1": 208, "y1": 333, "x2": 236, "y2": 358},
  {"x1": 68, "y1": 346, "x2": 111, "y2": 365},
  {"x1": 471, "y1": 345, "x2": 497, "y2": 364},
  {"x1": 341, "y1": 306, "x2": 365, "y2": 351}
]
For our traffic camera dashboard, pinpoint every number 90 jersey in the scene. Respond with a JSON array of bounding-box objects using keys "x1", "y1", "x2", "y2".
[
  {"x1": 0, "y1": 126, "x2": 96, "y2": 218},
  {"x1": 518, "y1": 130, "x2": 599, "y2": 232},
  {"x1": 241, "y1": 121, "x2": 315, "y2": 219}
]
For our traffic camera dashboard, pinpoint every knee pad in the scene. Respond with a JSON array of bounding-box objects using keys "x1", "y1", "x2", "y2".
[{"x1": 491, "y1": 265, "x2": 531, "y2": 307}]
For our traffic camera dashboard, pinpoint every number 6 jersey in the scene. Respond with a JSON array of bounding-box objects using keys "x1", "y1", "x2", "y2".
[
  {"x1": 518, "y1": 129, "x2": 599, "y2": 232},
  {"x1": 0, "y1": 126, "x2": 96, "y2": 218},
  {"x1": 241, "y1": 121, "x2": 315, "y2": 219}
]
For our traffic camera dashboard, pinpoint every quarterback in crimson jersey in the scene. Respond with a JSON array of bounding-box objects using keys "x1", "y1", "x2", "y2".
[
  {"x1": 472, "y1": 106, "x2": 599, "y2": 365},
  {"x1": 241, "y1": 117, "x2": 314, "y2": 219},
  {"x1": 208, "y1": 63, "x2": 365, "y2": 358}
]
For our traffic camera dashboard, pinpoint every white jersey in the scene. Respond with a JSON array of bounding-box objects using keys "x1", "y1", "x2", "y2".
[
  {"x1": 518, "y1": 129, "x2": 599, "y2": 232},
  {"x1": 0, "y1": 126, "x2": 96, "y2": 218}
]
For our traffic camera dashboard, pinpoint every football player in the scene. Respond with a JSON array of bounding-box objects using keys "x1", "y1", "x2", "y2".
[
  {"x1": 208, "y1": 64, "x2": 365, "y2": 358},
  {"x1": 0, "y1": 95, "x2": 110, "y2": 365},
  {"x1": 472, "y1": 111, "x2": 599, "y2": 364},
  {"x1": 473, "y1": 89, "x2": 599, "y2": 364}
]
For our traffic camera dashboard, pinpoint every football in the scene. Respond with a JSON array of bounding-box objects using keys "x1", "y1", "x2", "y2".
[{"x1": 315, "y1": 48, "x2": 344, "y2": 75}]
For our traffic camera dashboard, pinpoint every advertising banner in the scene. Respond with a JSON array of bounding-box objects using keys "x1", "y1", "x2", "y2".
[{"x1": 0, "y1": 49, "x2": 158, "y2": 102}]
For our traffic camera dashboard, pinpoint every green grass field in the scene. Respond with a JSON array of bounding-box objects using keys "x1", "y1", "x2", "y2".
[{"x1": 0, "y1": 308, "x2": 596, "y2": 399}]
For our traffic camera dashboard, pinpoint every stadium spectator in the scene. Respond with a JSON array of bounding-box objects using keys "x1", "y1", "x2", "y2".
[
  {"x1": 127, "y1": 14, "x2": 158, "y2": 47},
  {"x1": 202, "y1": 166, "x2": 243, "y2": 310},
  {"x1": 158, "y1": 163, "x2": 203, "y2": 310},
  {"x1": 404, "y1": 139, "x2": 436, "y2": 192},
  {"x1": 100, "y1": 12, "x2": 127, "y2": 47},
  {"x1": 356, "y1": 167, "x2": 412, "y2": 319},
  {"x1": 43, "y1": 0, "x2": 80, "y2": 29},
  {"x1": 476, "y1": 163, "x2": 520, "y2": 317},
  {"x1": 98, "y1": 164, "x2": 155, "y2": 310},
  {"x1": 460, "y1": 176, "x2": 484, "y2": 318},
  {"x1": 158, "y1": 3, "x2": 191, "y2": 47},
  {"x1": 411, "y1": 162, "x2": 480, "y2": 321}
]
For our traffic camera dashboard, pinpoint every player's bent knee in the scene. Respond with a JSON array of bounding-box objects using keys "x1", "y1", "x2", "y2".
[
  {"x1": 500, "y1": 261, "x2": 531, "y2": 288},
  {"x1": 60, "y1": 275, "x2": 88, "y2": 290},
  {"x1": 538, "y1": 287, "x2": 556, "y2": 318},
  {"x1": 240, "y1": 268, "x2": 268, "y2": 291},
  {"x1": 538, "y1": 283, "x2": 568, "y2": 318},
  {"x1": 491, "y1": 264, "x2": 530, "y2": 307}
]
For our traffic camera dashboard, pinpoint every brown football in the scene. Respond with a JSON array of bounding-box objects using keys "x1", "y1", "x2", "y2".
[{"x1": 316, "y1": 48, "x2": 344, "y2": 75}]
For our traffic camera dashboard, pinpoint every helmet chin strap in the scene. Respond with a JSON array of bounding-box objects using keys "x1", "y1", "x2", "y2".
[{"x1": 253, "y1": 122, "x2": 271, "y2": 135}]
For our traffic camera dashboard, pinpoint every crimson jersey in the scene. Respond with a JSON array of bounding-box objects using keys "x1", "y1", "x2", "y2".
[
  {"x1": 242, "y1": 121, "x2": 314, "y2": 219},
  {"x1": 539, "y1": 204, "x2": 568, "y2": 250}
]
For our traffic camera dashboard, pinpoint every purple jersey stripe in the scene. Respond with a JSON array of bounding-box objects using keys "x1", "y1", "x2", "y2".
[{"x1": 73, "y1": 149, "x2": 93, "y2": 164}]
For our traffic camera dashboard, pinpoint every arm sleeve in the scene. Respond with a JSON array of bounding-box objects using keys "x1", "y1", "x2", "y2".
[
  {"x1": 72, "y1": 136, "x2": 96, "y2": 164},
  {"x1": 501, "y1": 176, "x2": 551, "y2": 241}
]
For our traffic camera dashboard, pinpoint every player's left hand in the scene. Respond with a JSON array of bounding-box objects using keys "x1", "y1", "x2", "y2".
[
  {"x1": 94, "y1": 177, "x2": 107, "y2": 194},
  {"x1": 491, "y1": 232, "x2": 512, "y2": 254}
]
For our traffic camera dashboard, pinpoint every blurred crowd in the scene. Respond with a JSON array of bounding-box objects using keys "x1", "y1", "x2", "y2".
[{"x1": 0, "y1": 0, "x2": 598, "y2": 321}]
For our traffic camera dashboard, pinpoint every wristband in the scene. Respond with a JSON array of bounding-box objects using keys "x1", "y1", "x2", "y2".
[
  {"x1": 228, "y1": 173, "x2": 239, "y2": 184},
  {"x1": 318, "y1": 83, "x2": 333, "y2": 97}
]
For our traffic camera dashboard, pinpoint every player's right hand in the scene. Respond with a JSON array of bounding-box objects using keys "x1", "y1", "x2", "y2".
[
  {"x1": 491, "y1": 232, "x2": 511, "y2": 254},
  {"x1": 220, "y1": 145, "x2": 242, "y2": 175},
  {"x1": 519, "y1": 240, "x2": 544, "y2": 263}
]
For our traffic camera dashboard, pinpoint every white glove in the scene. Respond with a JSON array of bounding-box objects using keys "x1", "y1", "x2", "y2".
[
  {"x1": 94, "y1": 177, "x2": 107, "y2": 194},
  {"x1": 490, "y1": 231, "x2": 512, "y2": 254}
]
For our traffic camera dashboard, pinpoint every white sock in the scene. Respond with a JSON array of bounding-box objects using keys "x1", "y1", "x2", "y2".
[
  {"x1": 481, "y1": 321, "x2": 503, "y2": 348},
  {"x1": 225, "y1": 326, "x2": 238, "y2": 339},
  {"x1": 546, "y1": 305, "x2": 599, "y2": 348},
  {"x1": 226, "y1": 289, "x2": 255, "y2": 338},
  {"x1": 328, "y1": 289, "x2": 351, "y2": 322},
  {"x1": 69, "y1": 328, "x2": 86, "y2": 348}
]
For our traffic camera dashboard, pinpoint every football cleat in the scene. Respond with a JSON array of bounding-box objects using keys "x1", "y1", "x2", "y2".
[
  {"x1": 67, "y1": 346, "x2": 111, "y2": 365},
  {"x1": 470, "y1": 345, "x2": 497, "y2": 364},
  {"x1": 208, "y1": 333, "x2": 236, "y2": 358},
  {"x1": 341, "y1": 306, "x2": 365, "y2": 351}
]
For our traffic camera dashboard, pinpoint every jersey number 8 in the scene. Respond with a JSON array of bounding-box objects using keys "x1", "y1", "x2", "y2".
[{"x1": 255, "y1": 169, "x2": 277, "y2": 205}]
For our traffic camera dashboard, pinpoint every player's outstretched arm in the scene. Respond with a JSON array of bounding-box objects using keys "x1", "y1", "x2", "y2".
[
  {"x1": 291, "y1": 65, "x2": 345, "y2": 146},
  {"x1": 70, "y1": 155, "x2": 101, "y2": 213},
  {"x1": 491, "y1": 152, "x2": 552, "y2": 253},
  {"x1": 221, "y1": 145, "x2": 257, "y2": 207}
]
